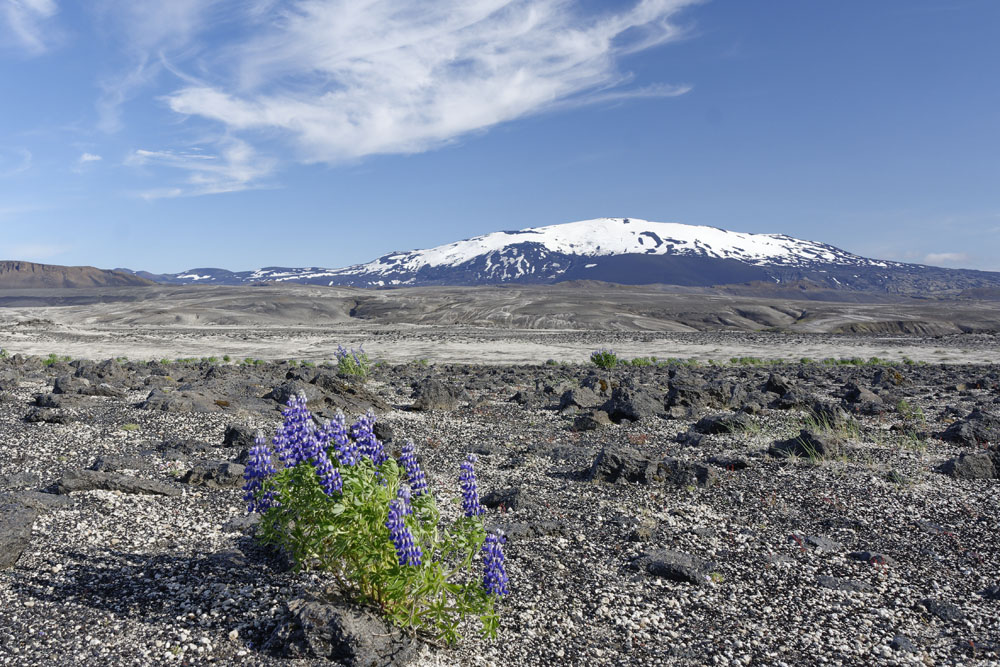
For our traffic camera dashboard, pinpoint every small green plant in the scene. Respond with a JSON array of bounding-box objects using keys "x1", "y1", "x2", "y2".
[
  {"x1": 629, "y1": 357, "x2": 654, "y2": 367},
  {"x1": 336, "y1": 345, "x2": 372, "y2": 378},
  {"x1": 222, "y1": 355, "x2": 231, "y2": 363},
  {"x1": 414, "y1": 358, "x2": 429, "y2": 367},
  {"x1": 245, "y1": 399, "x2": 508, "y2": 645},
  {"x1": 42, "y1": 353, "x2": 71, "y2": 366},
  {"x1": 590, "y1": 348, "x2": 618, "y2": 370}
]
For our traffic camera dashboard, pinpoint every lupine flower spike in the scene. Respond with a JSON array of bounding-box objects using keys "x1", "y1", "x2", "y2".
[
  {"x1": 324, "y1": 413, "x2": 358, "y2": 466},
  {"x1": 386, "y1": 497, "x2": 422, "y2": 566},
  {"x1": 351, "y1": 411, "x2": 388, "y2": 465},
  {"x1": 459, "y1": 453, "x2": 484, "y2": 518},
  {"x1": 273, "y1": 393, "x2": 313, "y2": 467},
  {"x1": 482, "y1": 530, "x2": 509, "y2": 596},
  {"x1": 243, "y1": 433, "x2": 278, "y2": 513},
  {"x1": 399, "y1": 440, "x2": 428, "y2": 496}
]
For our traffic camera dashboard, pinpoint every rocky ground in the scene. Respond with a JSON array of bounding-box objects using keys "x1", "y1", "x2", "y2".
[{"x1": 1, "y1": 352, "x2": 999, "y2": 666}]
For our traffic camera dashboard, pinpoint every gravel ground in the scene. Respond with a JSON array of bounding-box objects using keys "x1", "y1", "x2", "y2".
[{"x1": 1, "y1": 354, "x2": 999, "y2": 666}]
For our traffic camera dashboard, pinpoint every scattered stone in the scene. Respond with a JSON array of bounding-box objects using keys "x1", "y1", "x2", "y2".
[
  {"x1": 181, "y1": 461, "x2": 246, "y2": 488},
  {"x1": 90, "y1": 455, "x2": 150, "y2": 472},
  {"x1": 890, "y1": 635, "x2": 918, "y2": 653},
  {"x1": 221, "y1": 514, "x2": 260, "y2": 533},
  {"x1": 917, "y1": 598, "x2": 966, "y2": 623},
  {"x1": 0, "y1": 472, "x2": 41, "y2": 489},
  {"x1": 764, "y1": 373, "x2": 794, "y2": 395},
  {"x1": 2, "y1": 491, "x2": 73, "y2": 513},
  {"x1": 706, "y1": 455, "x2": 748, "y2": 471},
  {"x1": 139, "y1": 388, "x2": 223, "y2": 413},
  {"x1": 660, "y1": 459, "x2": 719, "y2": 488},
  {"x1": 630, "y1": 517, "x2": 657, "y2": 542},
  {"x1": 849, "y1": 551, "x2": 897, "y2": 567},
  {"x1": 816, "y1": 575, "x2": 873, "y2": 593},
  {"x1": 498, "y1": 521, "x2": 569, "y2": 540},
  {"x1": 481, "y1": 487, "x2": 526, "y2": 512}
]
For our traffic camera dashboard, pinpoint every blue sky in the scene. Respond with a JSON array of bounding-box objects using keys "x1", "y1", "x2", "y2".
[{"x1": 0, "y1": 0, "x2": 997, "y2": 273}]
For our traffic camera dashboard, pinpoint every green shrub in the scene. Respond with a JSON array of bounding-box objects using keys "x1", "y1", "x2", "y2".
[
  {"x1": 336, "y1": 345, "x2": 372, "y2": 378},
  {"x1": 590, "y1": 348, "x2": 618, "y2": 370},
  {"x1": 244, "y1": 401, "x2": 508, "y2": 645}
]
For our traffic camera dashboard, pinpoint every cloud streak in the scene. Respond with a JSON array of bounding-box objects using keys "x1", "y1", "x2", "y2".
[
  {"x1": 1, "y1": 0, "x2": 58, "y2": 55},
  {"x1": 127, "y1": 138, "x2": 275, "y2": 198},
  {"x1": 924, "y1": 252, "x2": 970, "y2": 267},
  {"x1": 162, "y1": 0, "x2": 697, "y2": 168}
]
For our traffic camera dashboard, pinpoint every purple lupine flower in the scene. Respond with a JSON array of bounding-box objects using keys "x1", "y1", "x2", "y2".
[
  {"x1": 273, "y1": 394, "x2": 313, "y2": 467},
  {"x1": 323, "y1": 413, "x2": 358, "y2": 466},
  {"x1": 299, "y1": 422, "x2": 342, "y2": 496},
  {"x1": 482, "y1": 530, "x2": 509, "y2": 596},
  {"x1": 243, "y1": 434, "x2": 278, "y2": 513},
  {"x1": 397, "y1": 485, "x2": 413, "y2": 515},
  {"x1": 385, "y1": 498, "x2": 422, "y2": 566},
  {"x1": 399, "y1": 440, "x2": 428, "y2": 496},
  {"x1": 312, "y1": 451, "x2": 342, "y2": 496},
  {"x1": 351, "y1": 411, "x2": 387, "y2": 465},
  {"x1": 459, "y1": 453, "x2": 484, "y2": 518}
]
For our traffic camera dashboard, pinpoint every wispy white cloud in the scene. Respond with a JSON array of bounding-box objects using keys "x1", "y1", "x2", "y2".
[
  {"x1": 1, "y1": 242, "x2": 69, "y2": 261},
  {"x1": 0, "y1": 147, "x2": 32, "y2": 176},
  {"x1": 0, "y1": 0, "x2": 59, "y2": 55},
  {"x1": 924, "y1": 252, "x2": 970, "y2": 267},
  {"x1": 126, "y1": 138, "x2": 275, "y2": 197},
  {"x1": 92, "y1": 0, "x2": 229, "y2": 132},
  {"x1": 79, "y1": 152, "x2": 102, "y2": 163},
  {"x1": 163, "y1": 0, "x2": 698, "y2": 166}
]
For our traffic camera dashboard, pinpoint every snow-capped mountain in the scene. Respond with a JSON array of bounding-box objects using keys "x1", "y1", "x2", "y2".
[{"x1": 131, "y1": 218, "x2": 1000, "y2": 294}]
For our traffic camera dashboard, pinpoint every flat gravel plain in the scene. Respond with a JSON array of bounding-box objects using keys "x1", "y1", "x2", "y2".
[{"x1": 0, "y1": 352, "x2": 999, "y2": 666}]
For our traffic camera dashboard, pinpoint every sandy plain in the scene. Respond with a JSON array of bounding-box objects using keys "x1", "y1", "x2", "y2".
[{"x1": 0, "y1": 283, "x2": 997, "y2": 364}]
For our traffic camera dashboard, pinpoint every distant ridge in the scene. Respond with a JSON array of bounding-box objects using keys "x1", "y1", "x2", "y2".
[
  {"x1": 0, "y1": 261, "x2": 154, "y2": 288},
  {"x1": 126, "y1": 217, "x2": 1000, "y2": 296}
]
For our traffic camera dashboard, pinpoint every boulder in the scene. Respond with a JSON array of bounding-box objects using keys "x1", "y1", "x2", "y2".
[
  {"x1": 571, "y1": 411, "x2": 612, "y2": 431},
  {"x1": 57, "y1": 469, "x2": 182, "y2": 497},
  {"x1": 558, "y1": 387, "x2": 602, "y2": 412},
  {"x1": 601, "y1": 387, "x2": 664, "y2": 423},
  {"x1": 139, "y1": 388, "x2": 222, "y2": 413},
  {"x1": 0, "y1": 502, "x2": 38, "y2": 569},
  {"x1": 941, "y1": 408, "x2": 1000, "y2": 447},
  {"x1": 692, "y1": 413, "x2": 752, "y2": 435},
  {"x1": 629, "y1": 549, "x2": 711, "y2": 586},
  {"x1": 410, "y1": 378, "x2": 468, "y2": 412},
  {"x1": 181, "y1": 461, "x2": 246, "y2": 488},
  {"x1": 24, "y1": 407, "x2": 78, "y2": 424},
  {"x1": 937, "y1": 452, "x2": 996, "y2": 480},
  {"x1": 265, "y1": 594, "x2": 414, "y2": 665},
  {"x1": 769, "y1": 430, "x2": 844, "y2": 460}
]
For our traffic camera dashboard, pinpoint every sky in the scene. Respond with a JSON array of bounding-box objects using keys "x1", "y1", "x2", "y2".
[{"x1": 0, "y1": 0, "x2": 997, "y2": 274}]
